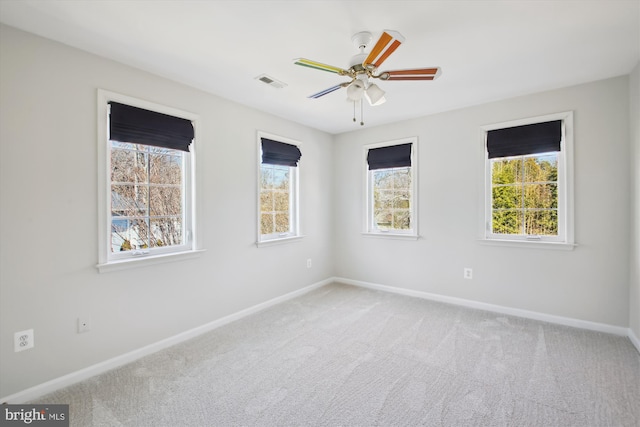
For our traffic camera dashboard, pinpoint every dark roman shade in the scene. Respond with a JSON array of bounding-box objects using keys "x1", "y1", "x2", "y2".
[
  {"x1": 261, "y1": 138, "x2": 302, "y2": 167},
  {"x1": 487, "y1": 120, "x2": 561, "y2": 159},
  {"x1": 367, "y1": 143, "x2": 412, "y2": 170},
  {"x1": 109, "y1": 102, "x2": 194, "y2": 152}
]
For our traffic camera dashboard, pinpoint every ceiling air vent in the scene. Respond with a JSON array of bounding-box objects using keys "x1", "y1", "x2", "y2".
[{"x1": 255, "y1": 74, "x2": 287, "y2": 89}]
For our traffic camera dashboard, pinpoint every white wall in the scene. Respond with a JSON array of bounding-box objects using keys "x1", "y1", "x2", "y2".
[
  {"x1": 1, "y1": 22, "x2": 636, "y2": 400},
  {"x1": 333, "y1": 76, "x2": 631, "y2": 328},
  {"x1": 630, "y1": 62, "x2": 640, "y2": 340},
  {"x1": 0, "y1": 25, "x2": 333, "y2": 398}
]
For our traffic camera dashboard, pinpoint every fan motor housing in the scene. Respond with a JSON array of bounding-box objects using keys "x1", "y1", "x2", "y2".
[
  {"x1": 349, "y1": 32, "x2": 374, "y2": 73},
  {"x1": 348, "y1": 53, "x2": 368, "y2": 70},
  {"x1": 351, "y1": 31, "x2": 373, "y2": 50}
]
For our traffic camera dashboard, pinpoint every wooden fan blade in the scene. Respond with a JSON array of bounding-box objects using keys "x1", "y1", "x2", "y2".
[
  {"x1": 294, "y1": 58, "x2": 347, "y2": 75},
  {"x1": 379, "y1": 67, "x2": 442, "y2": 80},
  {"x1": 363, "y1": 30, "x2": 405, "y2": 69},
  {"x1": 308, "y1": 83, "x2": 346, "y2": 99},
  {"x1": 387, "y1": 76, "x2": 436, "y2": 81}
]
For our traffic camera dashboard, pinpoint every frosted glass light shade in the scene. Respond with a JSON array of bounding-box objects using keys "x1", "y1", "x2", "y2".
[
  {"x1": 365, "y1": 84, "x2": 386, "y2": 106},
  {"x1": 346, "y1": 80, "x2": 365, "y2": 101}
]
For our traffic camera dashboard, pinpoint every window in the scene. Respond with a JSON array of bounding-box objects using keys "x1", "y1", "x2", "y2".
[
  {"x1": 257, "y1": 133, "x2": 301, "y2": 244},
  {"x1": 482, "y1": 112, "x2": 574, "y2": 247},
  {"x1": 364, "y1": 138, "x2": 418, "y2": 237},
  {"x1": 97, "y1": 90, "x2": 200, "y2": 271}
]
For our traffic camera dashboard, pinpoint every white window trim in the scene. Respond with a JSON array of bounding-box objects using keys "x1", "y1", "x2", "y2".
[
  {"x1": 363, "y1": 137, "x2": 419, "y2": 239},
  {"x1": 480, "y1": 111, "x2": 575, "y2": 249},
  {"x1": 256, "y1": 131, "x2": 302, "y2": 247},
  {"x1": 96, "y1": 89, "x2": 203, "y2": 272}
]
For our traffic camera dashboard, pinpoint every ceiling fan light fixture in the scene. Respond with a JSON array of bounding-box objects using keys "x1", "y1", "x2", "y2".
[
  {"x1": 346, "y1": 80, "x2": 365, "y2": 101},
  {"x1": 365, "y1": 83, "x2": 386, "y2": 106},
  {"x1": 294, "y1": 29, "x2": 441, "y2": 125}
]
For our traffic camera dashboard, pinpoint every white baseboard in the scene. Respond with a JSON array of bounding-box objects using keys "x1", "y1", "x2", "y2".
[
  {"x1": 334, "y1": 277, "x2": 630, "y2": 337},
  {"x1": 1, "y1": 278, "x2": 332, "y2": 404},
  {"x1": 4, "y1": 276, "x2": 635, "y2": 404},
  {"x1": 629, "y1": 328, "x2": 640, "y2": 354}
]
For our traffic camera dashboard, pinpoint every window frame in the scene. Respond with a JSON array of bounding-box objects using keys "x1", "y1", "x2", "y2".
[
  {"x1": 363, "y1": 137, "x2": 419, "y2": 239},
  {"x1": 256, "y1": 131, "x2": 302, "y2": 247},
  {"x1": 97, "y1": 90, "x2": 203, "y2": 272},
  {"x1": 481, "y1": 111, "x2": 575, "y2": 249}
]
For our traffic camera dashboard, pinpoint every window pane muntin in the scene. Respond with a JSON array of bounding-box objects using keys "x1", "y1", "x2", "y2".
[
  {"x1": 259, "y1": 163, "x2": 294, "y2": 238},
  {"x1": 109, "y1": 141, "x2": 186, "y2": 254},
  {"x1": 371, "y1": 166, "x2": 412, "y2": 231},
  {"x1": 490, "y1": 151, "x2": 560, "y2": 238}
]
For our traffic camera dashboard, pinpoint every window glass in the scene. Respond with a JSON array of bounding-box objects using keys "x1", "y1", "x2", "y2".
[
  {"x1": 491, "y1": 153, "x2": 558, "y2": 236},
  {"x1": 260, "y1": 163, "x2": 292, "y2": 236},
  {"x1": 483, "y1": 112, "x2": 573, "y2": 245},
  {"x1": 98, "y1": 91, "x2": 197, "y2": 269},
  {"x1": 110, "y1": 142, "x2": 186, "y2": 253},
  {"x1": 257, "y1": 134, "x2": 300, "y2": 244},
  {"x1": 365, "y1": 139, "x2": 417, "y2": 237},
  {"x1": 372, "y1": 167, "x2": 412, "y2": 230}
]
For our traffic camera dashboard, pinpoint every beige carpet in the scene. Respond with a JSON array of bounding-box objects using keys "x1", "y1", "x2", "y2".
[{"x1": 36, "y1": 283, "x2": 640, "y2": 426}]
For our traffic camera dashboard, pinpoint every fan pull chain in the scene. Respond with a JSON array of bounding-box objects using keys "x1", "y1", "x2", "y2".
[{"x1": 351, "y1": 101, "x2": 365, "y2": 126}]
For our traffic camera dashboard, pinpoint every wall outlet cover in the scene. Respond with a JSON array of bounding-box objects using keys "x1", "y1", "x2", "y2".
[{"x1": 14, "y1": 329, "x2": 34, "y2": 352}]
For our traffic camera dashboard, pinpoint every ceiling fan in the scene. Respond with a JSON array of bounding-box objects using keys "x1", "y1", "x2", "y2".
[{"x1": 294, "y1": 30, "x2": 441, "y2": 125}]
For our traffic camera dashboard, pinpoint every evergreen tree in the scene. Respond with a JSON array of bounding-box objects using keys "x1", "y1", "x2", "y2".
[{"x1": 491, "y1": 154, "x2": 558, "y2": 236}]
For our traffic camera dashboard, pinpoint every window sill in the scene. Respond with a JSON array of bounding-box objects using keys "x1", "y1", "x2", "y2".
[
  {"x1": 256, "y1": 235, "x2": 305, "y2": 248},
  {"x1": 478, "y1": 239, "x2": 576, "y2": 251},
  {"x1": 362, "y1": 232, "x2": 420, "y2": 241},
  {"x1": 97, "y1": 249, "x2": 206, "y2": 273}
]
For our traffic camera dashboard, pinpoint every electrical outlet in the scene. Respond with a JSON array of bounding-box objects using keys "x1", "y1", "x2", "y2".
[
  {"x1": 464, "y1": 268, "x2": 473, "y2": 279},
  {"x1": 14, "y1": 329, "x2": 34, "y2": 352},
  {"x1": 77, "y1": 317, "x2": 91, "y2": 333},
  {"x1": 306, "y1": 258, "x2": 312, "y2": 268}
]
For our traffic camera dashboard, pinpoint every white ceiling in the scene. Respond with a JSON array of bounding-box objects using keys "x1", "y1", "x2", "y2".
[{"x1": 1, "y1": 1, "x2": 639, "y2": 134}]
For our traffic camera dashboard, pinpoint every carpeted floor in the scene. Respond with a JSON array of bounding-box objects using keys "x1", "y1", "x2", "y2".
[{"x1": 36, "y1": 283, "x2": 640, "y2": 426}]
